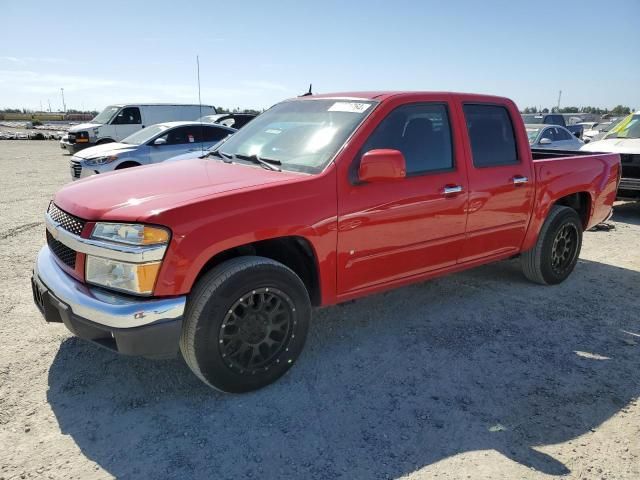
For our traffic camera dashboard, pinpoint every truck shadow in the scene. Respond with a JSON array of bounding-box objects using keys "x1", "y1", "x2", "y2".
[
  {"x1": 612, "y1": 201, "x2": 640, "y2": 226},
  {"x1": 46, "y1": 258, "x2": 640, "y2": 479}
]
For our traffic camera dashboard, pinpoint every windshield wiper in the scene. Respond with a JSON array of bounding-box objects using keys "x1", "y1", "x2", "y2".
[
  {"x1": 201, "y1": 149, "x2": 231, "y2": 161},
  {"x1": 233, "y1": 153, "x2": 282, "y2": 171}
]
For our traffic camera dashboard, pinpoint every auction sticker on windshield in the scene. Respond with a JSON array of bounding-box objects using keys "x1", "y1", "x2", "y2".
[{"x1": 328, "y1": 102, "x2": 371, "y2": 113}]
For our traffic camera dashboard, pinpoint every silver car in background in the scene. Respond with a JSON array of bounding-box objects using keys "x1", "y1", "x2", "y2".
[
  {"x1": 526, "y1": 123, "x2": 584, "y2": 150},
  {"x1": 70, "y1": 121, "x2": 235, "y2": 180}
]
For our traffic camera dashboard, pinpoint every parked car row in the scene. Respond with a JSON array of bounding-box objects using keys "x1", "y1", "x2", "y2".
[
  {"x1": 60, "y1": 103, "x2": 218, "y2": 154},
  {"x1": 59, "y1": 103, "x2": 258, "y2": 179},
  {"x1": 526, "y1": 124, "x2": 584, "y2": 150},
  {"x1": 0, "y1": 130, "x2": 66, "y2": 140},
  {"x1": 70, "y1": 121, "x2": 236, "y2": 179},
  {"x1": 521, "y1": 113, "x2": 584, "y2": 139}
]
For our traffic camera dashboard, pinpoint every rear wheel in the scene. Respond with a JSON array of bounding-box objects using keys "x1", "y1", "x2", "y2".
[
  {"x1": 180, "y1": 256, "x2": 311, "y2": 393},
  {"x1": 521, "y1": 205, "x2": 583, "y2": 285}
]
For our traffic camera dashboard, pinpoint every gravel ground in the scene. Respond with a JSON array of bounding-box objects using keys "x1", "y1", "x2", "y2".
[{"x1": 0, "y1": 141, "x2": 639, "y2": 480}]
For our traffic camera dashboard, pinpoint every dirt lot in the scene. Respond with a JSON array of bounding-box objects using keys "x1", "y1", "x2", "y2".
[{"x1": 0, "y1": 141, "x2": 638, "y2": 480}]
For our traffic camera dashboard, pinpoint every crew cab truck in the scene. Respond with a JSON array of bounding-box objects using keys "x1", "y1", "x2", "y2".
[{"x1": 32, "y1": 92, "x2": 620, "y2": 393}]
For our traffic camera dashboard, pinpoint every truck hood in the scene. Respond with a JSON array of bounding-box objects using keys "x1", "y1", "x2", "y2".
[
  {"x1": 73, "y1": 142, "x2": 138, "y2": 160},
  {"x1": 68, "y1": 122, "x2": 101, "y2": 133},
  {"x1": 580, "y1": 138, "x2": 640, "y2": 154},
  {"x1": 54, "y1": 159, "x2": 303, "y2": 222}
]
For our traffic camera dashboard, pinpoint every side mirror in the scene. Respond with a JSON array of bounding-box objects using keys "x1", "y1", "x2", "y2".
[
  {"x1": 358, "y1": 149, "x2": 406, "y2": 183},
  {"x1": 153, "y1": 137, "x2": 167, "y2": 146},
  {"x1": 539, "y1": 138, "x2": 552, "y2": 145}
]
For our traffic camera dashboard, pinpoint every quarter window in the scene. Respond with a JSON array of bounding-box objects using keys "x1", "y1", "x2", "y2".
[
  {"x1": 362, "y1": 103, "x2": 454, "y2": 175},
  {"x1": 463, "y1": 104, "x2": 518, "y2": 167},
  {"x1": 203, "y1": 126, "x2": 231, "y2": 142}
]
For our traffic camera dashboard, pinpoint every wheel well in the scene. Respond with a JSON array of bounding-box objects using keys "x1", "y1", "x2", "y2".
[
  {"x1": 96, "y1": 138, "x2": 115, "y2": 145},
  {"x1": 115, "y1": 161, "x2": 140, "y2": 170},
  {"x1": 554, "y1": 192, "x2": 591, "y2": 228},
  {"x1": 194, "y1": 237, "x2": 321, "y2": 306}
]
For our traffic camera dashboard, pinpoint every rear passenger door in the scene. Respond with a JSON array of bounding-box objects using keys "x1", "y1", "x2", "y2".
[{"x1": 457, "y1": 103, "x2": 534, "y2": 262}]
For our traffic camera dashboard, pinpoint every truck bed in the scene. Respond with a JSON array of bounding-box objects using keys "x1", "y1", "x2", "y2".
[{"x1": 531, "y1": 148, "x2": 596, "y2": 160}]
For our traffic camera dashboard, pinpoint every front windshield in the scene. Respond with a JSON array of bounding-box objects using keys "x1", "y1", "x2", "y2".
[
  {"x1": 213, "y1": 98, "x2": 377, "y2": 173},
  {"x1": 605, "y1": 114, "x2": 640, "y2": 139},
  {"x1": 121, "y1": 124, "x2": 170, "y2": 145},
  {"x1": 91, "y1": 106, "x2": 120, "y2": 124},
  {"x1": 526, "y1": 128, "x2": 541, "y2": 143}
]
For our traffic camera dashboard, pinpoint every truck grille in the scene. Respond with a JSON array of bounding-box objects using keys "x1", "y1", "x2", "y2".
[
  {"x1": 620, "y1": 154, "x2": 640, "y2": 180},
  {"x1": 46, "y1": 230, "x2": 77, "y2": 268},
  {"x1": 48, "y1": 203, "x2": 85, "y2": 236},
  {"x1": 619, "y1": 178, "x2": 640, "y2": 192},
  {"x1": 70, "y1": 160, "x2": 82, "y2": 179}
]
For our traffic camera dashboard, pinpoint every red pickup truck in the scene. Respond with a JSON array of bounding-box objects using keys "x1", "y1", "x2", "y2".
[{"x1": 32, "y1": 92, "x2": 620, "y2": 392}]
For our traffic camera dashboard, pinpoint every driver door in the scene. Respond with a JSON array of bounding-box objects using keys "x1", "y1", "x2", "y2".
[
  {"x1": 112, "y1": 107, "x2": 143, "y2": 140},
  {"x1": 337, "y1": 99, "x2": 469, "y2": 295}
]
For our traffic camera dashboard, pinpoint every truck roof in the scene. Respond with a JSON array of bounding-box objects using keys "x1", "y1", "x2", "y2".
[{"x1": 301, "y1": 91, "x2": 512, "y2": 103}]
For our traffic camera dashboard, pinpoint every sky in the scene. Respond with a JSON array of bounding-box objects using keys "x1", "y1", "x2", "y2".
[{"x1": 1, "y1": 0, "x2": 638, "y2": 113}]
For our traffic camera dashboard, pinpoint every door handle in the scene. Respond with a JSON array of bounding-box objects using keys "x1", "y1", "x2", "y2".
[
  {"x1": 512, "y1": 176, "x2": 529, "y2": 185},
  {"x1": 443, "y1": 185, "x2": 463, "y2": 195}
]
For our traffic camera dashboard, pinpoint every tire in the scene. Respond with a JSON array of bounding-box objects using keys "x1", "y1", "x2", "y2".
[
  {"x1": 521, "y1": 205, "x2": 583, "y2": 285},
  {"x1": 180, "y1": 256, "x2": 311, "y2": 393}
]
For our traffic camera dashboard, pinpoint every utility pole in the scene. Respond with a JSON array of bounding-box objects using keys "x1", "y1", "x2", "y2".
[
  {"x1": 47, "y1": 99, "x2": 51, "y2": 112},
  {"x1": 60, "y1": 88, "x2": 66, "y2": 113},
  {"x1": 556, "y1": 90, "x2": 562, "y2": 111}
]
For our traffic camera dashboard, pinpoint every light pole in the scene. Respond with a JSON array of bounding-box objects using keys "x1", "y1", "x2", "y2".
[{"x1": 60, "y1": 88, "x2": 66, "y2": 113}]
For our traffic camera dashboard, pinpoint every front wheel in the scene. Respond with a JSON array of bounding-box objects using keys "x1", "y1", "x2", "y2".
[
  {"x1": 180, "y1": 256, "x2": 311, "y2": 393},
  {"x1": 521, "y1": 205, "x2": 583, "y2": 285}
]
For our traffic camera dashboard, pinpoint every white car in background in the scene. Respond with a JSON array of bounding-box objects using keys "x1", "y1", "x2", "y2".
[
  {"x1": 61, "y1": 103, "x2": 217, "y2": 154},
  {"x1": 70, "y1": 121, "x2": 235, "y2": 180},
  {"x1": 526, "y1": 124, "x2": 584, "y2": 150},
  {"x1": 581, "y1": 112, "x2": 640, "y2": 200}
]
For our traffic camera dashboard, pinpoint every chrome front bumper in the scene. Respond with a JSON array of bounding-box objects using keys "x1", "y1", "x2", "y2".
[{"x1": 33, "y1": 246, "x2": 186, "y2": 329}]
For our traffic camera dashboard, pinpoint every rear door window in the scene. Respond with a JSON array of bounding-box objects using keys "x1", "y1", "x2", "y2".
[{"x1": 463, "y1": 104, "x2": 519, "y2": 167}]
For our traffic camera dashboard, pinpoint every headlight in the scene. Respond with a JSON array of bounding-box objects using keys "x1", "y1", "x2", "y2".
[
  {"x1": 75, "y1": 131, "x2": 90, "y2": 143},
  {"x1": 86, "y1": 257, "x2": 161, "y2": 295},
  {"x1": 85, "y1": 155, "x2": 118, "y2": 166},
  {"x1": 85, "y1": 223, "x2": 171, "y2": 295},
  {"x1": 91, "y1": 223, "x2": 170, "y2": 245}
]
